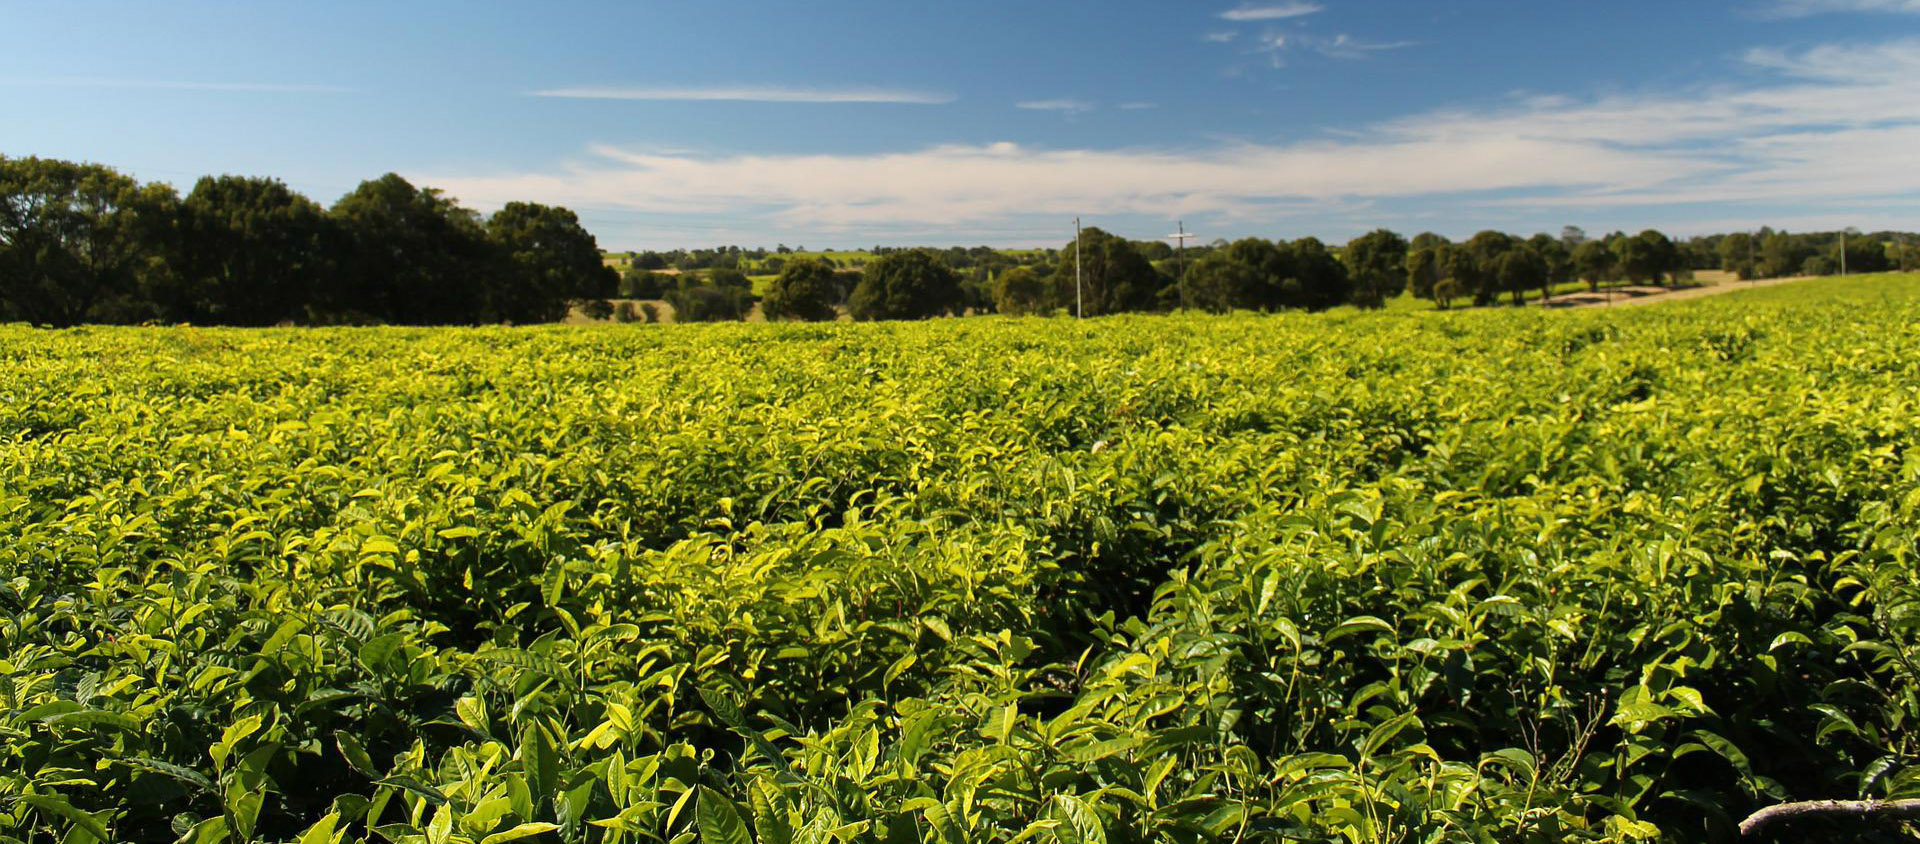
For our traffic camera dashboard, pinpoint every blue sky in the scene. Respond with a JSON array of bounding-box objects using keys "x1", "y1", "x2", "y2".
[{"x1": 3, "y1": 1, "x2": 1918, "y2": 249}]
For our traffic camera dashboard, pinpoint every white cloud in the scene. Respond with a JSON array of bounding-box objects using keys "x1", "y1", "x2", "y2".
[
  {"x1": 421, "y1": 38, "x2": 1920, "y2": 244},
  {"x1": 0, "y1": 77, "x2": 349, "y2": 93},
  {"x1": 1220, "y1": 2, "x2": 1324, "y2": 21},
  {"x1": 1203, "y1": 31, "x2": 1239, "y2": 42},
  {"x1": 1762, "y1": 0, "x2": 1920, "y2": 15},
  {"x1": 1016, "y1": 99, "x2": 1095, "y2": 113},
  {"x1": 530, "y1": 85, "x2": 953, "y2": 104}
]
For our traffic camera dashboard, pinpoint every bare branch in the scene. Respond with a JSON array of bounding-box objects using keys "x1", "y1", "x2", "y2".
[{"x1": 1740, "y1": 799, "x2": 1920, "y2": 837}]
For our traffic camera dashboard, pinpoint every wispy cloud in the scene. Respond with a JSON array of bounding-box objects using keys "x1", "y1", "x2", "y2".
[
  {"x1": 1203, "y1": 31, "x2": 1239, "y2": 42},
  {"x1": 0, "y1": 77, "x2": 349, "y2": 93},
  {"x1": 530, "y1": 85, "x2": 953, "y2": 104},
  {"x1": 422, "y1": 38, "x2": 1920, "y2": 243},
  {"x1": 1760, "y1": 0, "x2": 1920, "y2": 16},
  {"x1": 1118, "y1": 102, "x2": 1159, "y2": 110},
  {"x1": 1016, "y1": 99, "x2": 1095, "y2": 113},
  {"x1": 1258, "y1": 32, "x2": 1415, "y2": 62},
  {"x1": 1220, "y1": 2, "x2": 1324, "y2": 21}
]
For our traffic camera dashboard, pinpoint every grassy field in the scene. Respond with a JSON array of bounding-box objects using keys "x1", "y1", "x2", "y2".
[{"x1": 4, "y1": 273, "x2": 1918, "y2": 843}]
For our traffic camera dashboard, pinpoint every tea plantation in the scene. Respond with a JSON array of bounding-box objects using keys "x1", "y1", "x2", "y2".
[{"x1": 3, "y1": 275, "x2": 1917, "y2": 843}]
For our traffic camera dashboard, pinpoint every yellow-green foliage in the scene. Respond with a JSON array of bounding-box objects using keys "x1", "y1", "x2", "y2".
[{"x1": 2, "y1": 275, "x2": 1918, "y2": 843}]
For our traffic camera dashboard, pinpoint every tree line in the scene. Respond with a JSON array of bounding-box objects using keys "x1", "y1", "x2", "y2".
[
  {"x1": 9, "y1": 155, "x2": 1917, "y2": 326},
  {"x1": 0, "y1": 156, "x2": 616, "y2": 327}
]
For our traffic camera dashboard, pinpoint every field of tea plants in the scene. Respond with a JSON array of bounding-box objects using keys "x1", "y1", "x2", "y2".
[{"x1": 3, "y1": 274, "x2": 1918, "y2": 843}]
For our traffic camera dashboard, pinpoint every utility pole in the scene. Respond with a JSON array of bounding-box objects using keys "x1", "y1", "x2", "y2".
[
  {"x1": 1074, "y1": 217, "x2": 1084, "y2": 319},
  {"x1": 1167, "y1": 221, "x2": 1196, "y2": 310}
]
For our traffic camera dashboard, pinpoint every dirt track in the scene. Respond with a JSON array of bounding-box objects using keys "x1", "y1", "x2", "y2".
[{"x1": 1537, "y1": 275, "x2": 1816, "y2": 309}]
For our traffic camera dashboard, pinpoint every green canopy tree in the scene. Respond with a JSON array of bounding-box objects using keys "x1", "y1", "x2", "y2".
[
  {"x1": 1179, "y1": 251, "x2": 1262, "y2": 314},
  {"x1": 1495, "y1": 244, "x2": 1548, "y2": 306},
  {"x1": 1287, "y1": 236, "x2": 1352, "y2": 311},
  {"x1": 1344, "y1": 229, "x2": 1409, "y2": 309},
  {"x1": 1463, "y1": 230, "x2": 1516, "y2": 305},
  {"x1": 486, "y1": 201, "x2": 615, "y2": 323},
  {"x1": 1572, "y1": 240, "x2": 1616, "y2": 291},
  {"x1": 1526, "y1": 233, "x2": 1572, "y2": 302},
  {"x1": 761, "y1": 257, "x2": 839, "y2": 321},
  {"x1": 1052, "y1": 227, "x2": 1164, "y2": 316},
  {"x1": 849, "y1": 249, "x2": 963, "y2": 320},
  {"x1": 160, "y1": 175, "x2": 331, "y2": 325},
  {"x1": 991, "y1": 266, "x2": 1053, "y2": 316},
  {"x1": 330, "y1": 173, "x2": 491, "y2": 324},
  {"x1": 0, "y1": 156, "x2": 176, "y2": 326}
]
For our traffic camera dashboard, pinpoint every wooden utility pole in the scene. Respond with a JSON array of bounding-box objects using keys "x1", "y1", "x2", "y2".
[{"x1": 1074, "y1": 217, "x2": 1083, "y2": 319}]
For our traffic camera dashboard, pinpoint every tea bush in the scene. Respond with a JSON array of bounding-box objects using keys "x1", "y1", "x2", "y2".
[{"x1": 2, "y1": 275, "x2": 1917, "y2": 843}]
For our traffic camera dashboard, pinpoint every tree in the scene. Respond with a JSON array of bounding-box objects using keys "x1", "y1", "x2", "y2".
[
  {"x1": 330, "y1": 173, "x2": 491, "y2": 324},
  {"x1": 1440, "y1": 246, "x2": 1480, "y2": 310},
  {"x1": 1179, "y1": 252, "x2": 1261, "y2": 314},
  {"x1": 761, "y1": 257, "x2": 838, "y2": 321},
  {"x1": 1406, "y1": 245, "x2": 1443, "y2": 305},
  {"x1": 160, "y1": 175, "x2": 331, "y2": 325},
  {"x1": 0, "y1": 156, "x2": 175, "y2": 326},
  {"x1": 1834, "y1": 234, "x2": 1892, "y2": 275},
  {"x1": 1343, "y1": 229, "x2": 1409, "y2": 309},
  {"x1": 991, "y1": 266, "x2": 1052, "y2": 316},
  {"x1": 849, "y1": 249, "x2": 963, "y2": 320},
  {"x1": 1614, "y1": 230, "x2": 1680, "y2": 285},
  {"x1": 1572, "y1": 240, "x2": 1616, "y2": 291},
  {"x1": 665, "y1": 284, "x2": 750, "y2": 322},
  {"x1": 1560, "y1": 226, "x2": 1588, "y2": 248},
  {"x1": 1495, "y1": 244, "x2": 1548, "y2": 306},
  {"x1": 1463, "y1": 231, "x2": 1516, "y2": 305},
  {"x1": 486, "y1": 201, "x2": 616, "y2": 323},
  {"x1": 1052, "y1": 227, "x2": 1164, "y2": 316},
  {"x1": 1717, "y1": 233, "x2": 1756, "y2": 280},
  {"x1": 1287, "y1": 236, "x2": 1352, "y2": 311},
  {"x1": 1527, "y1": 233, "x2": 1572, "y2": 301}
]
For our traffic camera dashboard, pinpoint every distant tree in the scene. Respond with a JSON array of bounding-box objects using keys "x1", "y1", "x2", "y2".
[
  {"x1": 486, "y1": 201, "x2": 616, "y2": 323},
  {"x1": 1288, "y1": 236, "x2": 1352, "y2": 311},
  {"x1": 1717, "y1": 233, "x2": 1757, "y2": 280},
  {"x1": 1343, "y1": 229, "x2": 1409, "y2": 309},
  {"x1": 849, "y1": 249, "x2": 963, "y2": 320},
  {"x1": 1802, "y1": 254, "x2": 1838, "y2": 277},
  {"x1": 666, "y1": 284, "x2": 751, "y2": 322},
  {"x1": 1759, "y1": 231, "x2": 1810, "y2": 279},
  {"x1": 1615, "y1": 230, "x2": 1679, "y2": 285},
  {"x1": 1463, "y1": 231, "x2": 1516, "y2": 305},
  {"x1": 1405, "y1": 245, "x2": 1444, "y2": 305},
  {"x1": 761, "y1": 257, "x2": 838, "y2": 321},
  {"x1": 1440, "y1": 245, "x2": 1481, "y2": 309},
  {"x1": 632, "y1": 251, "x2": 668, "y2": 270},
  {"x1": 620, "y1": 269, "x2": 668, "y2": 299},
  {"x1": 1135, "y1": 240, "x2": 1174, "y2": 261},
  {"x1": 1053, "y1": 227, "x2": 1164, "y2": 316},
  {"x1": 991, "y1": 266, "x2": 1052, "y2": 316},
  {"x1": 1409, "y1": 231, "x2": 1450, "y2": 252},
  {"x1": 0, "y1": 156, "x2": 176, "y2": 326},
  {"x1": 1572, "y1": 240, "x2": 1616, "y2": 291},
  {"x1": 1180, "y1": 252, "x2": 1261, "y2": 314},
  {"x1": 1221, "y1": 238, "x2": 1290, "y2": 310},
  {"x1": 157, "y1": 174, "x2": 330, "y2": 325},
  {"x1": 1527, "y1": 233, "x2": 1572, "y2": 301},
  {"x1": 330, "y1": 173, "x2": 491, "y2": 324},
  {"x1": 708, "y1": 267, "x2": 752, "y2": 290},
  {"x1": 1835, "y1": 235, "x2": 1892, "y2": 274},
  {"x1": 579, "y1": 298, "x2": 615, "y2": 321},
  {"x1": 1495, "y1": 244, "x2": 1548, "y2": 306},
  {"x1": 1560, "y1": 225, "x2": 1588, "y2": 248}
]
